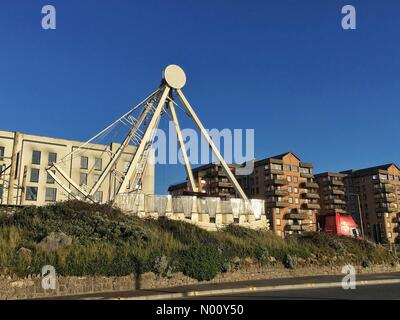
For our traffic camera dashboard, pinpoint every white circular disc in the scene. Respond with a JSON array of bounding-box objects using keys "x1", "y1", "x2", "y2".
[{"x1": 163, "y1": 65, "x2": 186, "y2": 89}]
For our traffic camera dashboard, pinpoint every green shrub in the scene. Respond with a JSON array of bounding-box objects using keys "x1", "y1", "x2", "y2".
[{"x1": 180, "y1": 244, "x2": 222, "y2": 281}]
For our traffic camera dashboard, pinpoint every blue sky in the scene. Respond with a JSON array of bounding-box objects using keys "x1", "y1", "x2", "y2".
[{"x1": 0, "y1": 0, "x2": 399, "y2": 193}]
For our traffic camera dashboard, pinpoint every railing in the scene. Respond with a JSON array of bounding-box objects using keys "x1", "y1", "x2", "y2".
[{"x1": 114, "y1": 193, "x2": 266, "y2": 221}]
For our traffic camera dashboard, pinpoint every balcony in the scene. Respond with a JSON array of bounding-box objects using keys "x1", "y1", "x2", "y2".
[
  {"x1": 326, "y1": 198, "x2": 346, "y2": 205},
  {"x1": 300, "y1": 172, "x2": 314, "y2": 179},
  {"x1": 265, "y1": 168, "x2": 284, "y2": 175},
  {"x1": 376, "y1": 206, "x2": 397, "y2": 213},
  {"x1": 374, "y1": 184, "x2": 396, "y2": 194},
  {"x1": 285, "y1": 224, "x2": 302, "y2": 231},
  {"x1": 210, "y1": 181, "x2": 232, "y2": 188},
  {"x1": 330, "y1": 180, "x2": 344, "y2": 186},
  {"x1": 301, "y1": 192, "x2": 320, "y2": 199},
  {"x1": 266, "y1": 189, "x2": 289, "y2": 197},
  {"x1": 285, "y1": 224, "x2": 309, "y2": 232},
  {"x1": 372, "y1": 178, "x2": 389, "y2": 184},
  {"x1": 265, "y1": 178, "x2": 288, "y2": 186},
  {"x1": 301, "y1": 182, "x2": 319, "y2": 189},
  {"x1": 331, "y1": 189, "x2": 345, "y2": 196},
  {"x1": 285, "y1": 213, "x2": 308, "y2": 220},
  {"x1": 325, "y1": 208, "x2": 347, "y2": 214},
  {"x1": 266, "y1": 201, "x2": 290, "y2": 208},
  {"x1": 302, "y1": 203, "x2": 321, "y2": 210},
  {"x1": 375, "y1": 194, "x2": 397, "y2": 203}
]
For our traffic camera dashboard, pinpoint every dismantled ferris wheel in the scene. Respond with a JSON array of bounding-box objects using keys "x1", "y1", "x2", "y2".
[{"x1": 46, "y1": 65, "x2": 248, "y2": 203}]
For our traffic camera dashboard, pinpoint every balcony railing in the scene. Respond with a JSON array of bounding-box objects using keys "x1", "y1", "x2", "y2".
[
  {"x1": 331, "y1": 188, "x2": 345, "y2": 195},
  {"x1": 302, "y1": 203, "x2": 321, "y2": 210},
  {"x1": 301, "y1": 182, "x2": 319, "y2": 189},
  {"x1": 285, "y1": 213, "x2": 308, "y2": 220},
  {"x1": 266, "y1": 201, "x2": 290, "y2": 208},
  {"x1": 285, "y1": 224, "x2": 309, "y2": 232},
  {"x1": 265, "y1": 178, "x2": 288, "y2": 186},
  {"x1": 301, "y1": 192, "x2": 320, "y2": 199},
  {"x1": 374, "y1": 184, "x2": 396, "y2": 194},
  {"x1": 266, "y1": 189, "x2": 289, "y2": 197},
  {"x1": 300, "y1": 172, "x2": 314, "y2": 179}
]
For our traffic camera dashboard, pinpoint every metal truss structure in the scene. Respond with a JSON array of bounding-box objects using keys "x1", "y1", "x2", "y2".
[{"x1": 46, "y1": 65, "x2": 248, "y2": 203}]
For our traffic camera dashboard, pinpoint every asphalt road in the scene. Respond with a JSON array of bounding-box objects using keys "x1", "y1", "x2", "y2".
[
  {"x1": 45, "y1": 272, "x2": 400, "y2": 300},
  {"x1": 191, "y1": 283, "x2": 400, "y2": 300}
]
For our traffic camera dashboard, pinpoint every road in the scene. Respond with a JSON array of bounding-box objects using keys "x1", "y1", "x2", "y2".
[{"x1": 44, "y1": 272, "x2": 400, "y2": 300}]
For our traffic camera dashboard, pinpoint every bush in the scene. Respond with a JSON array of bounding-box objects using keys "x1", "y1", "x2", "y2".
[
  {"x1": 254, "y1": 246, "x2": 269, "y2": 262},
  {"x1": 180, "y1": 244, "x2": 222, "y2": 281}
]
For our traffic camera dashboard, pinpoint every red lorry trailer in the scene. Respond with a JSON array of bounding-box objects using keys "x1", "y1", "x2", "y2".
[{"x1": 318, "y1": 213, "x2": 361, "y2": 238}]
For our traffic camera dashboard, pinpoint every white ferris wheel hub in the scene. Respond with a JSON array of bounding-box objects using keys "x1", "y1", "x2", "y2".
[{"x1": 163, "y1": 64, "x2": 186, "y2": 89}]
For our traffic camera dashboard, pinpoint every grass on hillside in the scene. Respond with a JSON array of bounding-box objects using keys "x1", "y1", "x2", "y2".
[{"x1": 0, "y1": 201, "x2": 396, "y2": 281}]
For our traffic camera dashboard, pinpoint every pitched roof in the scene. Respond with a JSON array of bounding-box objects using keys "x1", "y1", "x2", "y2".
[{"x1": 340, "y1": 163, "x2": 400, "y2": 177}]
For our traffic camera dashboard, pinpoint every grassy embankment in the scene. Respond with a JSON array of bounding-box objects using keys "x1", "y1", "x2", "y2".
[{"x1": 0, "y1": 201, "x2": 396, "y2": 281}]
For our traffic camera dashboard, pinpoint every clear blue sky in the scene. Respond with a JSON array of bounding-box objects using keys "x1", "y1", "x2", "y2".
[{"x1": 0, "y1": 0, "x2": 399, "y2": 193}]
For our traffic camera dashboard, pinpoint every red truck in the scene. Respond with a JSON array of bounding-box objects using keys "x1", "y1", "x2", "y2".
[{"x1": 318, "y1": 213, "x2": 361, "y2": 238}]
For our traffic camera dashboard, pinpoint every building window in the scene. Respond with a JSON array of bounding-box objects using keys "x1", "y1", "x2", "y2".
[
  {"x1": 294, "y1": 187, "x2": 298, "y2": 193},
  {"x1": 287, "y1": 176, "x2": 292, "y2": 182},
  {"x1": 0, "y1": 184, "x2": 3, "y2": 202},
  {"x1": 94, "y1": 191, "x2": 103, "y2": 203},
  {"x1": 47, "y1": 171, "x2": 55, "y2": 184},
  {"x1": 293, "y1": 176, "x2": 298, "y2": 183},
  {"x1": 45, "y1": 188, "x2": 57, "y2": 202},
  {"x1": 80, "y1": 173, "x2": 88, "y2": 186},
  {"x1": 94, "y1": 158, "x2": 102, "y2": 171},
  {"x1": 32, "y1": 150, "x2": 41, "y2": 165},
  {"x1": 30, "y1": 168, "x2": 40, "y2": 183},
  {"x1": 80, "y1": 156, "x2": 89, "y2": 170},
  {"x1": 295, "y1": 198, "x2": 299, "y2": 204},
  {"x1": 48, "y1": 152, "x2": 57, "y2": 165},
  {"x1": 0, "y1": 146, "x2": 4, "y2": 161},
  {"x1": 288, "y1": 197, "x2": 293, "y2": 204},
  {"x1": 288, "y1": 186, "x2": 292, "y2": 193},
  {"x1": 25, "y1": 187, "x2": 38, "y2": 201},
  {"x1": 94, "y1": 174, "x2": 100, "y2": 184},
  {"x1": 276, "y1": 218, "x2": 281, "y2": 226},
  {"x1": 271, "y1": 164, "x2": 282, "y2": 171},
  {"x1": 388, "y1": 232, "x2": 392, "y2": 238}
]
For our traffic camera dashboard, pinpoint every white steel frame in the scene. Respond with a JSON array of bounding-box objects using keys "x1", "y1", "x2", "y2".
[{"x1": 47, "y1": 66, "x2": 249, "y2": 202}]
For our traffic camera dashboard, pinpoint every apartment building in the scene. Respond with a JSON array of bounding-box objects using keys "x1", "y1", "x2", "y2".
[
  {"x1": 237, "y1": 152, "x2": 318, "y2": 238},
  {"x1": 168, "y1": 163, "x2": 238, "y2": 198},
  {"x1": 315, "y1": 172, "x2": 347, "y2": 216},
  {"x1": 341, "y1": 164, "x2": 400, "y2": 244},
  {"x1": 0, "y1": 130, "x2": 154, "y2": 206}
]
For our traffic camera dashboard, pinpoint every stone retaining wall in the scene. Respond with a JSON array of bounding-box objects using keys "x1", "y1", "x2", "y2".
[{"x1": 1, "y1": 264, "x2": 399, "y2": 300}]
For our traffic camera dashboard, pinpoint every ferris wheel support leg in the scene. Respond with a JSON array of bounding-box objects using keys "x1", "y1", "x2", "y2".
[
  {"x1": 46, "y1": 168, "x2": 84, "y2": 201},
  {"x1": 168, "y1": 100, "x2": 197, "y2": 192},
  {"x1": 116, "y1": 86, "x2": 171, "y2": 195},
  {"x1": 175, "y1": 89, "x2": 248, "y2": 201}
]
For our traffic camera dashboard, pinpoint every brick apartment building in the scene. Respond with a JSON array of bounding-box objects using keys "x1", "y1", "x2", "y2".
[
  {"x1": 237, "y1": 152, "x2": 318, "y2": 238},
  {"x1": 168, "y1": 163, "x2": 238, "y2": 198},
  {"x1": 341, "y1": 164, "x2": 400, "y2": 244},
  {"x1": 315, "y1": 172, "x2": 348, "y2": 215}
]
